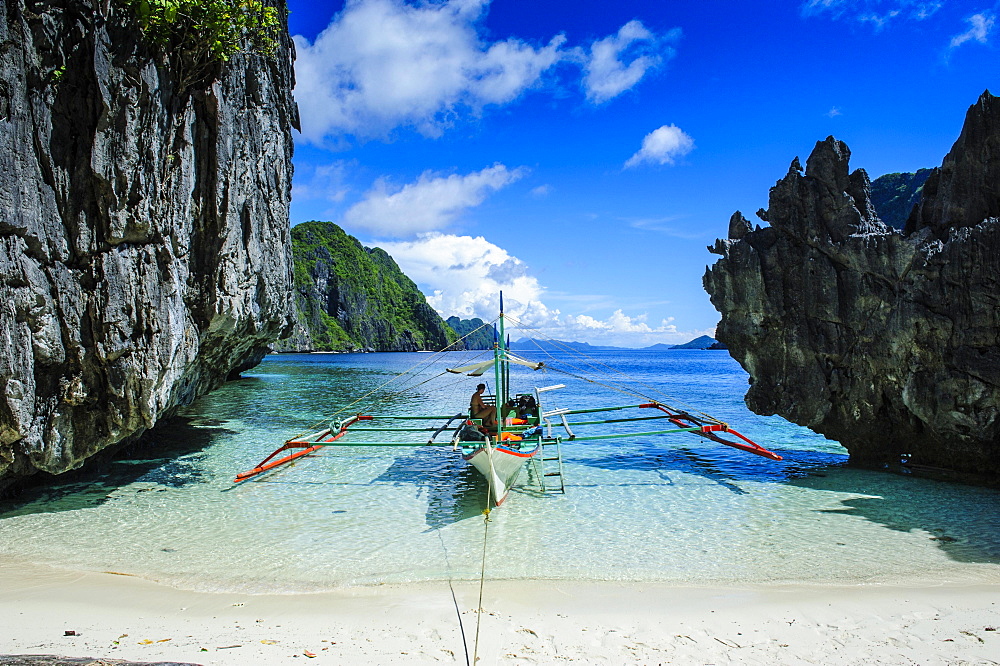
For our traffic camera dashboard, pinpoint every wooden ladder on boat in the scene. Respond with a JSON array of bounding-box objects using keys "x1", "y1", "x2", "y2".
[
  {"x1": 536, "y1": 436, "x2": 566, "y2": 493},
  {"x1": 534, "y1": 384, "x2": 570, "y2": 493}
]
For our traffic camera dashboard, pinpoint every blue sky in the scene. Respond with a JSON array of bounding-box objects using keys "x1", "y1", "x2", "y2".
[{"x1": 286, "y1": 0, "x2": 997, "y2": 346}]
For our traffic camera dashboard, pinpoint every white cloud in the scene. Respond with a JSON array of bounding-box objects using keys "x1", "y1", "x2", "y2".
[
  {"x1": 627, "y1": 216, "x2": 704, "y2": 239},
  {"x1": 375, "y1": 233, "x2": 550, "y2": 321},
  {"x1": 803, "y1": 0, "x2": 842, "y2": 10},
  {"x1": 568, "y1": 310, "x2": 673, "y2": 335},
  {"x1": 529, "y1": 184, "x2": 552, "y2": 198},
  {"x1": 826, "y1": 106, "x2": 842, "y2": 118},
  {"x1": 859, "y1": 9, "x2": 901, "y2": 30},
  {"x1": 374, "y1": 233, "x2": 711, "y2": 346},
  {"x1": 802, "y1": 0, "x2": 942, "y2": 24},
  {"x1": 343, "y1": 164, "x2": 524, "y2": 236},
  {"x1": 624, "y1": 124, "x2": 695, "y2": 168},
  {"x1": 522, "y1": 311, "x2": 712, "y2": 347},
  {"x1": 293, "y1": 1, "x2": 678, "y2": 143},
  {"x1": 583, "y1": 21, "x2": 674, "y2": 104},
  {"x1": 293, "y1": 0, "x2": 565, "y2": 143},
  {"x1": 950, "y1": 12, "x2": 995, "y2": 49}
]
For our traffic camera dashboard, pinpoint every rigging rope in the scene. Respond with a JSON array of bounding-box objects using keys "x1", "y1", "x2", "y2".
[
  {"x1": 378, "y1": 349, "x2": 492, "y2": 402},
  {"x1": 504, "y1": 314, "x2": 726, "y2": 426},
  {"x1": 285, "y1": 318, "x2": 499, "y2": 441}
]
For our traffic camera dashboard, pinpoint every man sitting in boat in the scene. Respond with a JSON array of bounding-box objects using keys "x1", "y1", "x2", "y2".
[{"x1": 470, "y1": 383, "x2": 497, "y2": 428}]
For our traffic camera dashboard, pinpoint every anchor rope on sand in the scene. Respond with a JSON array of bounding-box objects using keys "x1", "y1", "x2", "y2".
[{"x1": 471, "y1": 438, "x2": 497, "y2": 664}]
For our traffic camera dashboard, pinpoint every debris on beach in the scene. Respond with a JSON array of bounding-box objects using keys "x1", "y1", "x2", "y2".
[{"x1": 0, "y1": 657, "x2": 204, "y2": 665}]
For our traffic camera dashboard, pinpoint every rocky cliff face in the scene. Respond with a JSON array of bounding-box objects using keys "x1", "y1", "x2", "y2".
[
  {"x1": 870, "y1": 168, "x2": 933, "y2": 230},
  {"x1": 275, "y1": 221, "x2": 457, "y2": 352},
  {"x1": 446, "y1": 317, "x2": 493, "y2": 350},
  {"x1": 704, "y1": 91, "x2": 1000, "y2": 483},
  {"x1": 0, "y1": 1, "x2": 296, "y2": 490}
]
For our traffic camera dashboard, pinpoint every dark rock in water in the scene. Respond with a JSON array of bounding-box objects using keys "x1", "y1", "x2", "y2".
[
  {"x1": 0, "y1": 2, "x2": 296, "y2": 490},
  {"x1": 704, "y1": 91, "x2": 1000, "y2": 484},
  {"x1": 273, "y1": 221, "x2": 457, "y2": 352}
]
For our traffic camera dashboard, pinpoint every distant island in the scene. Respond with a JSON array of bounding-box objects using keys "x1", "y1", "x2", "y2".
[
  {"x1": 508, "y1": 335, "x2": 725, "y2": 352},
  {"x1": 667, "y1": 335, "x2": 727, "y2": 350}
]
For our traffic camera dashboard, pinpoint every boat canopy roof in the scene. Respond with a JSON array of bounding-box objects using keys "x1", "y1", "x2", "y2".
[{"x1": 446, "y1": 354, "x2": 544, "y2": 376}]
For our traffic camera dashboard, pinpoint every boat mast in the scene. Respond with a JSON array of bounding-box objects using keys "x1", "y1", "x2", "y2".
[
  {"x1": 495, "y1": 293, "x2": 507, "y2": 436},
  {"x1": 505, "y1": 333, "x2": 511, "y2": 409}
]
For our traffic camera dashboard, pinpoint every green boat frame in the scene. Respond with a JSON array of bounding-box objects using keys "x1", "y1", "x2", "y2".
[{"x1": 234, "y1": 296, "x2": 782, "y2": 502}]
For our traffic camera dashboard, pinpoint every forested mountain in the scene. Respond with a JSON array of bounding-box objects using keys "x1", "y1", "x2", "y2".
[
  {"x1": 446, "y1": 317, "x2": 495, "y2": 350},
  {"x1": 275, "y1": 222, "x2": 458, "y2": 352}
]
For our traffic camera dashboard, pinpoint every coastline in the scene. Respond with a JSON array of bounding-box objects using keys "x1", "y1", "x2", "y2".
[{"x1": 2, "y1": 560, "x2": 998, "y2": 665}]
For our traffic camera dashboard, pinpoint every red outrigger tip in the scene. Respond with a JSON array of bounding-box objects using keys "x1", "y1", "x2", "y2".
[
  {"x1": 234, "y1": 414, "x2": 373, "y2": 483},
  {"x1": 638, "y1": 403, "x2": 782, "y2": 461}
]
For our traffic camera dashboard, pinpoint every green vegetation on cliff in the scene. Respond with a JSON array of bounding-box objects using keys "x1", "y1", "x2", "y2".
[
  {"x1": 870, "y1": 168, "x2": 933, "y2": 230},
  {"x1": 122, "y1": 0, "x2": 283, "y2": 92},
  {"x1": 446, "y1": 317, "x2": 494, "y2": 350},
  {"x1": 278, "y1": 221, "x2": 459, "y2": 352}
]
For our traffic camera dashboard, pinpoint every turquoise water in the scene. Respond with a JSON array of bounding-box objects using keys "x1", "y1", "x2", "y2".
[{"x1": 2, "y1": 350, "x2": 999, "y2": 593}]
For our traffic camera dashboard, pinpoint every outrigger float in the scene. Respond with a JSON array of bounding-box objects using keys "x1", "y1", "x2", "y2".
[{"x1": 235, "y1": 297, "x2": 782, "y2": 505}]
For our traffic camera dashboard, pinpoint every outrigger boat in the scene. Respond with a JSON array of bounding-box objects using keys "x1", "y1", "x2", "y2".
[{"x1": 235, "y1": 296, "x2": 782, "y2": 505}]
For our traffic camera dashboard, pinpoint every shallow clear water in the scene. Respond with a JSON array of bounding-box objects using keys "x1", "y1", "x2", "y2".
[{"x1": 2, "y1": 350, "x2": 999, "y2": 593}]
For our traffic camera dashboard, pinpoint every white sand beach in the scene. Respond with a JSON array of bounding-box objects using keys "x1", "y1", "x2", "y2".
[{"x1": 1, "y1": 560, "x2": 999, "y2": 665}]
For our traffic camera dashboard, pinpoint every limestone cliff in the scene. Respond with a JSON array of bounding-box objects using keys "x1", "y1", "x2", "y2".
[
  {"x1": 704, "y1": 91, "x2": 1000, "y2": 483},
  {"x1": 870, "y1": 169, "x2": 933, "y2": 230},
  {"x1": 0, "y1": 1, "x2": 297, "y2": 490},
  {"x1": 446, "y1": 317, "x2": 493, "y2": 350},
  {"x1": 274, "y1": 221, "x2": 457, "y2": 352}
]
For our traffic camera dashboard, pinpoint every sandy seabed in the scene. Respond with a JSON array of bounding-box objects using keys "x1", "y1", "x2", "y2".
[{"x1": 1, "y1": 560, "x2": 999, "y2": 665}]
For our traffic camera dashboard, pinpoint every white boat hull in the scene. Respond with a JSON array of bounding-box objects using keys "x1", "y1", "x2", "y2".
[{"x1": 462, "y1": 440, "x2": 540, "y2": 505}]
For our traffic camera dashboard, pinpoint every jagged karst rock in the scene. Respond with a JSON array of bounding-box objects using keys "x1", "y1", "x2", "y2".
[
  {"x1": 704, "y1": 91, "x2": 1000, "y2": 482},
  {"x1": 274, "y1": 221, "x2": 457, "y2": 352},
  {"x1": 906, "y1": 91, "x2": 1000, "y2": 238},
  {"x1": 870, "y1": 168, "x2": 933, "y2": 230},
  {"x1": 0, "y1": 1, "x2": 297, "y2": 490},
  {"x1": 446, "y1": 316, "x2": 494, "y2": 350}
]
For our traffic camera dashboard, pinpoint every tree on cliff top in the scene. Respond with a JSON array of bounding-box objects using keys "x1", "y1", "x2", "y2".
[{"x1": 122, "y1": 0, "x2": 282, "y2": 93}]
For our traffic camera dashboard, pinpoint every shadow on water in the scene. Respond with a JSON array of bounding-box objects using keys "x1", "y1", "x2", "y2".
[
  {"x1": 0, "y1": 415, "x2": 234, "y2": 519},
  {"x1": 572, "y1": 438, "x2": 850, "y2": 493},
  {"x1": 371, "y1": 436, "x2": 859, "y2": 530},
  {"x1": 575, "y1": 437, "x2": 1000, "y2": 564},
  {"x1": 790, "y1": 465, "x2": 1000, "y2": 565},
  {"x1": 370, "y1": 433, "x2": 856, "y2": 529},
  {"x1": 372, "y1": 446, "x2": 489, "y2": 530}
]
